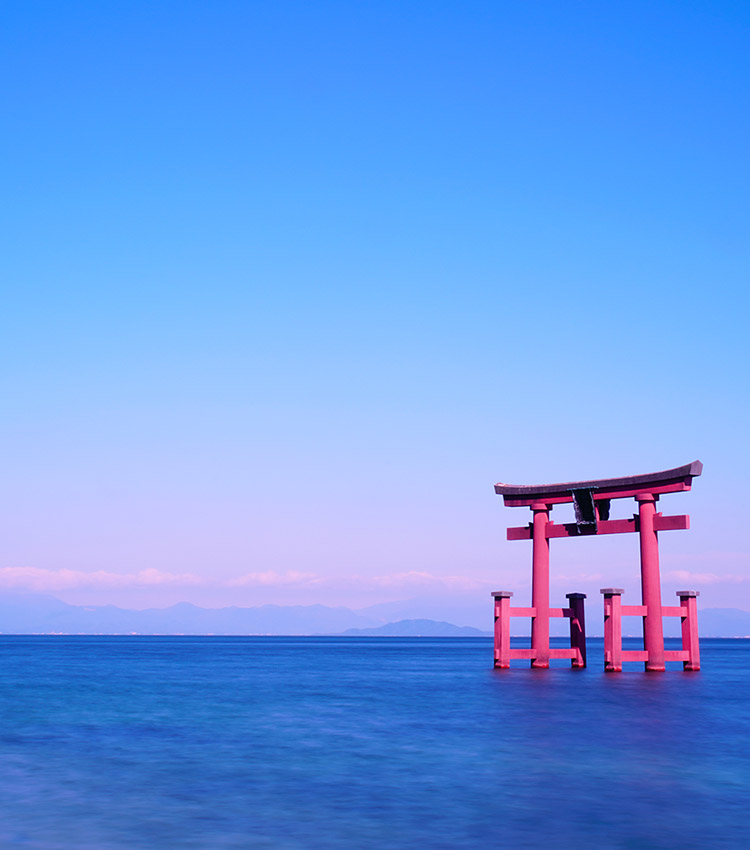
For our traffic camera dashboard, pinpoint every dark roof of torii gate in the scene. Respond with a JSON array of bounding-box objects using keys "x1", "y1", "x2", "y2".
[{"x1": 495, "y1": 460, "x2": 702, "y2": 504}]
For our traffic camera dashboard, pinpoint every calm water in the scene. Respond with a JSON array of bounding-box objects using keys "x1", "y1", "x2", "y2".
[{"x1": 0, "y1": 637, "x2": 748, "y2": 849}]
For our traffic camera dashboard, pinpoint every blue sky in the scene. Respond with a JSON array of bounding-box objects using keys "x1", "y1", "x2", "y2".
[{"x1": 1, "y1": 1, "x2": 748, "y2": 612}]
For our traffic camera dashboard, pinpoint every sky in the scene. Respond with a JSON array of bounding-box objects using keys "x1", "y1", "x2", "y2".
[{"x1": 1, "y1": 1, "x2": 749, "y2": 615}]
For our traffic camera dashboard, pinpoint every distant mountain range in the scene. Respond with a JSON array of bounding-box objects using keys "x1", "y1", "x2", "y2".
[
  {"x1": 340, "y1": 619, "x2": 487, "y2": 637},
  {"x1": 0, "y1": 593, "x2": 375, "y2": 635},
  {"x1": 0, "y1": 593, "x2": 748, "y2": 637}
]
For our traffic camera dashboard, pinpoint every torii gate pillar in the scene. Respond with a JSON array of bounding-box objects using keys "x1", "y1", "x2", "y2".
[
  {"x1": 530, "y1": 502, "x2": 550, "y2": 668},
  {"x1": 636, "y1": 493, "x2": 666, "y2": 671}
]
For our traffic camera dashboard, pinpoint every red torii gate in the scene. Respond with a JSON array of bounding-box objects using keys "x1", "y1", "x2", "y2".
[{"x1": 492, "y1": 461, "x2": 702, "y2": 672}]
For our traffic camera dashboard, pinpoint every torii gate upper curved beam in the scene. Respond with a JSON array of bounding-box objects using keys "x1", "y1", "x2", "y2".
[{"x1": 495, "y1": 460, "x2": 703, "y2": 507}]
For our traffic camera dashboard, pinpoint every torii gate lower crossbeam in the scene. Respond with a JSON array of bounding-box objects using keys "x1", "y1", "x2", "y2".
[{"x1": 493, "y1": 461, "x2": 703, "y2": 672}]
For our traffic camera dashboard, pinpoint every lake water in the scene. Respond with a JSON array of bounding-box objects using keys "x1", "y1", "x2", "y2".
[{"x1": 0, "y1": 636, "x2": 748, "y2": 849}]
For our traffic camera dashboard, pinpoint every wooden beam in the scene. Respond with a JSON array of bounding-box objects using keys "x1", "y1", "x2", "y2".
[
  {"x1": 496, "y1": 461, "x2": 702, "y2": 505},
  {"x1": 665, "y1": 650, "x2": 690, "y2": 662},
  {"x1": 507, "y1": 524, "x2": 532, "y2": 541},
  {"x1": 654, "y1": 514, "x2": 690, "y2": 532},
  {"x1": 621, "y1": 650, "x2": 649, "y2": 662},
  {"x1": 621, "y1": 605, "x2": 648, "y2": 617},
  {"x1": 506, "y1": 515, "x2": 690, "y2": 541},
  {"x1": 508, "y1": 649, "x2": 536, "y2": 659},
  {"x1": 548, "y1": 648, "x2": 577, "y2": 659},
  {"x1": 501, "y1": 480, "x2": 692, "y2": 506}
]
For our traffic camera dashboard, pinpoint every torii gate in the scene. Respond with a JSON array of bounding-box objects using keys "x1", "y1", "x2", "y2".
[{"x1": 492, "y1": 461, "x2": 702, "y2": 672}]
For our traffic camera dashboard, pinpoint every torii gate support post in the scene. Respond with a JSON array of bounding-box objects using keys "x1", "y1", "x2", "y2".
[
  {"x1": 531, "y1": 502, "x2": 550, "y2": 668},
  {"x1": 567, "y1": 593, "x2": 587, "y2": 668},
  {"x1": 602, "y1": 589, "x2": 624, "y2": 672},
  {"x1": 679, "y1": 590, "x2": 701, "y2": 671},
  {"x1": 492, "y1": 591, "x2": 513, "y2": 669},
  {"x1": 637, "y1": 494, "x2": 666, "y2": 671}
]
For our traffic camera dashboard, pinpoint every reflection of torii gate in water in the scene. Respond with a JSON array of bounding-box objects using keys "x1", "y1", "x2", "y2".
[{"x1": 492, "y1": 461, "x2": 703, "y2": 672}]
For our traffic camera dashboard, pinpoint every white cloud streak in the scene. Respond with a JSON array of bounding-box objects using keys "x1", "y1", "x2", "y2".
[
  {"x1": 665, "y1": 570, "x2": 750, "y2": 585},
  {"x1": 0, "y1": 566, "x2": 497, "y2": 594},
  {"x1": 227, "y1": 570, "x2": 319, "y2": 587},
  {"x1": 0, "y1": 567, "x2": 205, "y2": 591}
]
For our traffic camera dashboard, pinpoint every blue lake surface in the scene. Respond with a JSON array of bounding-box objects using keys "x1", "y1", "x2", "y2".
[{"x1": 0, "y1": 636, "x2": 748, "y2": 849}]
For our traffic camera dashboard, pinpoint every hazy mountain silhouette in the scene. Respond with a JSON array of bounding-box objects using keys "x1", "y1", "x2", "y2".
[
  {"x1": 0, "y1": 593, "x2": 376, "y2": 634},
  {"x1": 340, "y1": 619, "x2": 488, "y2": 636},
  {"x1": 0, "y1": 592, "x2": 747, "y2": 636}
]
